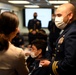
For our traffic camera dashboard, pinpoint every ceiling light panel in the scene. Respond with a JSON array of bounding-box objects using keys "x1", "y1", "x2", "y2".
[
  {"x1": 24, "y1": 5, "x2": 39, "y2": 8},
  {"x1": 49, "y1": 1, "x2": 69, "y2": 4},
  {"x1": 8, "y1": 1, "x2": 30, "y2": 4}
]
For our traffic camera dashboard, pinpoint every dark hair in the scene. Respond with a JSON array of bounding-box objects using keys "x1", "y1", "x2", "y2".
[
  {"x1": 0, "y1": 11, "x2": 19, "y2": 35},
  {"x1": 37, "y1": 29, "x2": 47, "y2": 41},
  {"x1": 31, "y1": 39, "x2": 47, "y2": 56},
  {"x1": 0, "y1": 36, "x2": 9, "y2": 51}
]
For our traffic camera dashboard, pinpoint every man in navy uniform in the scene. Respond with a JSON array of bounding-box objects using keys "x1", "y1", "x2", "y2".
[
  {"x1": 40, "y1": 3, "x2": 76, "y2": 75},
  {"x1": 28, "y1": 12, "x2": 42, "y2": 44}
]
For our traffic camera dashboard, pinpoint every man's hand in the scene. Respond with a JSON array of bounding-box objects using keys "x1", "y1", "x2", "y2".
[
  {"x1": 32, "y1": 30, "x2": 36, "y2": 34},
  {"x1": 39, "y1": 59, "x2": 51, "y2": 67}
]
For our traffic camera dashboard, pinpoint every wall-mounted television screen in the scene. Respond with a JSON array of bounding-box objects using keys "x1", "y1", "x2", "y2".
[{"x1": 23, "y1": 8, "x2": 52, "y2": 28}]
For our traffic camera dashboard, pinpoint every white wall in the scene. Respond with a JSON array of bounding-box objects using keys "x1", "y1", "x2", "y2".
[
  {"x1": 0, "y1": 2, "x2": 19, "y2": 11},
  {"x1": 0, "y1": 2, "x2": 50, "y2": 34}
]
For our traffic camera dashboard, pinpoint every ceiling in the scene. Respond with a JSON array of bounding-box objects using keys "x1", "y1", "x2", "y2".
[{"x1": 0, "y1": 0, "x2": 76, "y2": 9}]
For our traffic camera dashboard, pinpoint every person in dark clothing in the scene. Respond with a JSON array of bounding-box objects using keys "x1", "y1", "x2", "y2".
[
  {"x1": 48, "y1": 14, "x2": 61, "y2": 51},
  {"x1": 27, "y1": 12, "x2": 42, "y2": 44},
  {"x1": 37, "y1": 29, "x2": 47, "y2": 42},
  {"x1": 26, "y1": 39, "x2": 51, "y2": 75},
  {"x1": 48, "y1": 19, "x2": 61, "y2": 59},
  {"x1": 26, "y1": 29, "x2": 51, "y2": 65},
  {"x1": 37, "y1": 29, "x2": 52, "y2": 60},
  {"x1": 26, "y1": 29, "x2": 48, "y2": 66},
  {"x1": 11, "y1": 32, "x2": 25, "y2": 49},
  {"x1": 40, "y1": 3, "x2": 76, "y2": 75}
]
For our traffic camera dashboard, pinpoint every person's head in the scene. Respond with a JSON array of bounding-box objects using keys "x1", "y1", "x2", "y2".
[
  {"x1": 33, "y1": 12, "x2": 37, "y2": 19},
  {"x1": 0, "y1": 11, "x2": 19, "y2": 41},
  {"x1": 30, "y1": 39, "x2": 47, "y2": 58},
  {"x1": 55, "y1": 3, "x2": 76, "y2": 29},
  {"x1": 37, "y1": 29, "x2": 47, "y2": 41}
]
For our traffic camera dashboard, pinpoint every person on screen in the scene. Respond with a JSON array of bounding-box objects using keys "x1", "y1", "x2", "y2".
[{"x1": 27, "y1": 12, "x2": 42, "y2": 44}]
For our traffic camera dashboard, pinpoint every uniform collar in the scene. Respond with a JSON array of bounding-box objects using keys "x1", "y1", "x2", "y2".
[
  {"x1": 56, "y1": 20, "x2": 76, "y2": 43},
  {"x1": 60, "y1": 20, "x2": 76, "y2": 35}
]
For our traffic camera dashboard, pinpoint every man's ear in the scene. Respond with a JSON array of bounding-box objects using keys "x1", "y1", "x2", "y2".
[
  {"x1": 16, "y1": 27, "x2": 20, "y2": 33},
  {"x1": 69, "y1": 12, "x2": 73, "y2": 20},
  {"x1": 38, "y1": 49, "x2": 42, "y2": 54}
]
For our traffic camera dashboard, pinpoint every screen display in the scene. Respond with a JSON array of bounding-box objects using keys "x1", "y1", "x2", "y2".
[{"x1": 24, "y1": 8, "x2": 52, "y2": 28}]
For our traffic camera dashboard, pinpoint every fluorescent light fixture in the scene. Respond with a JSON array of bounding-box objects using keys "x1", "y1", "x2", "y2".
[
  {"x1": 24, "y1": 5, "x2": 39, "y2": 8},
  {"x1": 8, "y1": 1, "x2": 30, "y2": 4},
  {"x1": 49, "y1": 1, "x2": 69, "y2": 4},
  {"x1": 54, "y1": 5, "x2": 60, "y2": 8}
]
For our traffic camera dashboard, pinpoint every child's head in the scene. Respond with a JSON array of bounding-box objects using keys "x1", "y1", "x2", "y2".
[{"x1": 30, "y1": 39, "x2": 47, "y2": 58}]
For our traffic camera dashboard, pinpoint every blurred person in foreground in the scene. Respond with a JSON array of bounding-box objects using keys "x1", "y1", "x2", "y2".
[
  {"x1": 27, "y1": 12, "x2": 42, "y2": 44},
  {"x1": 0, "y1": 11, "x2": 28, "y2": 75},
  {"x1": 40, "y1": 3, "x2": 76, "y2": 75}
]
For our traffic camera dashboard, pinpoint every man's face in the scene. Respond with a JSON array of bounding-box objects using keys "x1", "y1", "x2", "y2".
[
  {"x1": 55, "y1": 7, "x2": 70, "y2": 24},
  {"x1": 55, "y1": 6, "x2": 73, "y2": 23},
  {"x1": 33, "y1": 13, "x2": 37, "y2": 18},
  {"x1": 31, "y1": 45, "x2": 41, "y2": 58}
]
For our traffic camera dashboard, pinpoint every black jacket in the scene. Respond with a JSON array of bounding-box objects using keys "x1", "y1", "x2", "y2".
[
  {"x1": 28, "y1": 59, "x2": 51, "y2": 75},
  {"x1": 28, "y1": 19, "x2": 41, "y2": 30}
]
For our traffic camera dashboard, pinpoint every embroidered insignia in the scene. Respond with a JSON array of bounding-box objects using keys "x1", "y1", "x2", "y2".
[
  {"x1": 37, "y1": 21, "x2": 40, "y2": 24},
  {"x1": 58, "y1": 35, "x2": 65, "y2": 44},
  {"x1": 52, "y1": 61, "x2": 59, "y2": 75}
]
